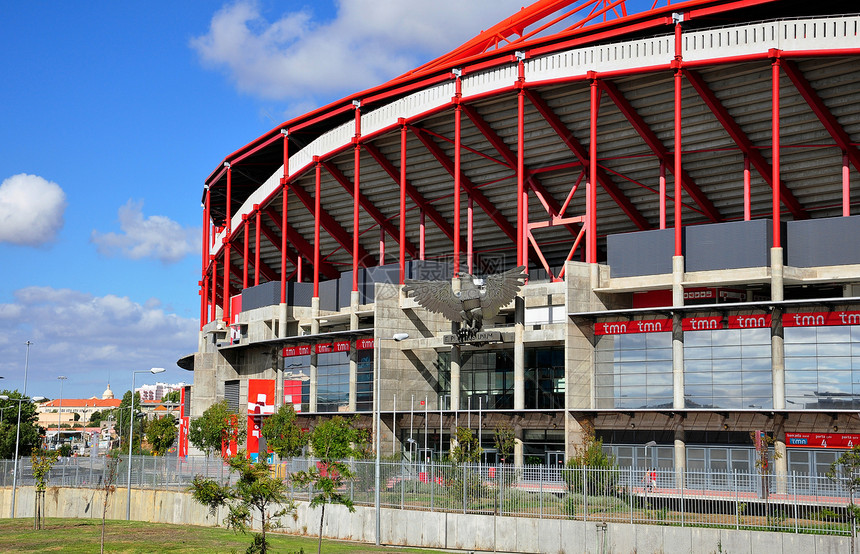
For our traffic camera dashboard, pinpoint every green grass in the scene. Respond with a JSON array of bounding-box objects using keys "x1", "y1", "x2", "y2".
[{"x1": 0, "y1": 519, "x2": 450, "y2": 553}]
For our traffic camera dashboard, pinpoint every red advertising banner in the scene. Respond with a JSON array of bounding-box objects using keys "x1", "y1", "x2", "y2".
[
  {"x1": 315, "y1": 343, "x2": 333, "y2": 354},
  {"x1": 247, "y1": 379, "x2": 275, "y2": 460},
  {"x1": 681, "y1": 316, "x2": 722, "y2": 331},
  {"x1": 282, "y1": 345, "x2": 311, "y2": 357},
  {"x1": 728, "y1": 314, "x2": 772, "y2": 329},
  {"x1": 595, "y1": 319, "x2": 672, "y2": 335},
  {"x1": 178, "y1": 386, "x2": 189, "y2": 457},
  {"x1": 783, "y1": 311, "x2": 860, "y2": 328},
  {"x1": 230, "y1": 294, "x2": 242, "y2": 324},
  {"x1": 356, "y1": 338, "x2": 374, "y2": 350},
  {"x1": 786, "y1": 432, "x2": 860, "y2": 449},
  {"x1": 333, "y1": 341, "x2": 350, "y2": 353}
]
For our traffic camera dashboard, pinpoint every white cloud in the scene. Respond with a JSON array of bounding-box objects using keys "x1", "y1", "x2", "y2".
[
  {"x1": 91, "y1": 200, "x2": 198, "y2": 264},
  {"x1": 0, "y1": 286, "x2": 198, "y2": 398},
  {"x1": 190, "y1": 0, "x2": 527, "y2": 101},
  {"x1": 0, "y1": 173, "x2": 67, "y2": 246}
]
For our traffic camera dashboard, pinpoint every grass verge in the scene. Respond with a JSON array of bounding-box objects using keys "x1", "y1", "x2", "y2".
[{"x1": 0, "y1": 518, "x2": 449, "y2": 553}]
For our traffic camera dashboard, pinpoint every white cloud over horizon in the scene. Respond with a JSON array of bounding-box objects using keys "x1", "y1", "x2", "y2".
[
  {"x1": 0, "y1": 286, "x2": 198, "y2": 399},
  {"x1": 0, "y1": 173, "x2": 67, "y2": 246},
  {"x1": 190, "y1": 0, "x2": 527, "y2": 102},
  {"x1": 91, "y1": 200, "x2": 199, "y2": 264}
]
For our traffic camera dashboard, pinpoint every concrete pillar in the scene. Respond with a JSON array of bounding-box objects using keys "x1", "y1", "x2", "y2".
[
  {"x1": 278, "y1": 302, "x2": 288, "y2": 338},
  {"x1": 514, "y1": 297, "x2": 525, "y2": 411},
  {"x1": 672, "y1": 255, "x2": 685, "y2": 410},
  {"x1": 310, "y1": 297, "x2": 319, "y2": 412},
  {"x1": 771, "y1": 247, "x2": 785, "y2": 411},
  {"x1": 349, "y1": 290, "x2": 359, "y2": 412},
  {"x1": 774, "y1": 419, "x2": 788, "y2": 494},
  {"x1": 450, "y1": 345, "x2": 461, "y2": 411},
  {"x1": 674, "y1": 424, "x2": 686, "y2": 488}
]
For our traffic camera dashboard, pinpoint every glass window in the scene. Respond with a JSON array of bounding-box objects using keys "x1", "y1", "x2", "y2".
[
  {"x1": 596, "y1": 333, "x2": 672, "y2": 408},
  {"x1": 684, "y1": 328, "x2": 771, "y2": 409},
  {"x1": 786, "y1": 325, "x2": 860, "y2": 409}
]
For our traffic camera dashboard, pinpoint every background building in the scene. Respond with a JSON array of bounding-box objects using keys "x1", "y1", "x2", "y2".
[
  {"x1": 135, "y1": 382, "x2": 186, "y2": 402},
  {"x1": 179, "y1": 0, "x2": 860, "y2": 479}
]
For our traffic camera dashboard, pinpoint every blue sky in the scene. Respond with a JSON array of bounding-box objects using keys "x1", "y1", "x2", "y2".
[{"x1": 0, "y1": 0, "x2": 654, "y2": 401}]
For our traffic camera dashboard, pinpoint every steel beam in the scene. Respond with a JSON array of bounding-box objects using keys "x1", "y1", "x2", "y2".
[
  {"x1": 289, "y1": 178, "x2": 377, "y2": 268},
  {"x1": 781, "y1": 59, "x2": 860, "y2": 175},
  {"x1": 524, "y1": 88, "x2": 651, "y2": 230},
  {"x1": 362, "y1": 143, "x2": 459, "y2": 245},
  {"x1": 682, "y1": 68, "x2": 808, "y2": 220},
  {"x1": 411, "y1": 126, "x2": 518, "y2": 243},
  {"x1": 321, "y1": 160, "x2": 419, "y2": 258},
  {"x1": 262, "y1": 207, "x2": 340, "y2": 280},
  {"x1": 598, "y1": 79, "x2": 721, "y2": 223}
]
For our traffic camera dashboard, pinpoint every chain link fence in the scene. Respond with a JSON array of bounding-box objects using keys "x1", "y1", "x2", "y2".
[{"x1": 1, "y1": 456, "x2": 855, "y2": 536}]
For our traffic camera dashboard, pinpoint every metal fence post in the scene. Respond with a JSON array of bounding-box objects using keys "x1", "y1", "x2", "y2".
[
  {"x1": 463, "y1": 463, "x2": 467, "y2": 514},
  {"x1": 430, "y1": 461, "x2": 434, "y2": 512},
  {"x1": 581, "y1": 464, "x2": 587, "y2": 521},
  {"x1": 734, "y1": 470, "x2": 740, "y2": 530},
  {"x1": 793, "y1": 471, "x2": 799, "y2": 534},
  {"x1": 629, "y1": 467, "x2": 633, "y2": 524},
  {"x1": 539, "y1": 464, "x2": 543, "y2": 519}
]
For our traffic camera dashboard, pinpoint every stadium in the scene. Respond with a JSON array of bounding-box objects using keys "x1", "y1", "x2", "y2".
[{"x1": 181, "y1": 0, "x2": 860, "y2": 482}]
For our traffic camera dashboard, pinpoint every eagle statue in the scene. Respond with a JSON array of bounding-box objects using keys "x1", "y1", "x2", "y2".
[{"x1": 403, "y1": 266, "x2": 526, "y2": 341}]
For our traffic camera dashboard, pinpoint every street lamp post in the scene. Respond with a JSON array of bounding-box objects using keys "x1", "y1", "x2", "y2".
[
  {"x1": 9, "y1": 340, "x2": 32, "y2": 518},
  {"x1": 56, "y1": 376, "x2": 67, "y2": 450},
  {"x1": 0, "y1": 393, "x2": 45, "y2": 518},
  {"x1": 644, "y1": 440, "x2": 657, "y2": 511},
  {"x1": 126, "y1": 368, "x2": 165, "y2": 520},
  {"x1": 375, "y1": 332, "x2": 408, "y2": 546}
]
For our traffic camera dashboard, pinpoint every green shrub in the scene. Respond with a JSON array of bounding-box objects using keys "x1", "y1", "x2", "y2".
[{"x1": 562, "y1": 436, "x2": 619, "y2": 497}]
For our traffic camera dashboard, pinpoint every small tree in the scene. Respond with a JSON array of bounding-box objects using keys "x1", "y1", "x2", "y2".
[
  {"x1": 750, "y1": 430, "x2": 782, "y2": 526},
  {"x1": 31, "y1": 449, "x2": 60, "y2": 530},
  {"x1": 189, "y1": 400, "x2": 246, "y2": 457},
  {"x1": 146, "y1": 414, "x2": 177, "y2": 455},
  {"x1": 261, "y1": 404, "x2": 306, "y2": 459},
  {"x1": 451, "y1": 426, "x2": 482, "y2": 464},
  {"x1": 494, "y1": 424, "x2": 516, "y2": 464},
  {"x1": 293, "y1": 416, "x2": 367, "y2": 554},
  {"x1": 828, "y1": 445, "x2": 860, "y2": 553},
  {"x1": 190, "y1": 452, "x2": 294, "y2": 554},
  {"x1": 100, "y1": 453, "x2": 121, "y2": 554},
  {"x1": 563, "y1": 434, "x2": 618, "y2": 497}
]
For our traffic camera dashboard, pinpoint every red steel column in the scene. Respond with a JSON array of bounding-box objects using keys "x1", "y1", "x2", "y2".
[
  {"x1": 210, "y1": 257, "x2": 217, "y2": 322},
  {"x1": 222, "y1": 163, "x2": 232, "y2": 322},
  {"x1": 254, "y1": 206, "x2": 261, "y2": 286},
  {"x1": 659, "y1": 162, "x2": 666, "y2": 229},
  {"x1": 467, "y1": 197, "x2": 474, "y2": 274},
  {"x1": 399, "y1": 120, "x2": 408, "y2": 284},
  {"x1": 744, "y1": 156, "x2": 751, "y2": 221},
  {"x1": 379, "y1": 228, "x2": 385, "y2": 265},
  {"x1": 242, "y1": 215, "x2": 249, "y2": 290},
  {"x1": 771, "y1": 52, "x2": 782, "y2": 248},
  {"x1": 202, "y1": 187, "x2": 211, "y2": 327},
  {"x1": 200, "y1": 274, "x2": 208, "y2": 328},
  {"x1": 517, "y1": 63, "x2": 525, "y2": 267},
  {"x1": 453, "y1": 76, "x2": 462, "y2": 275},
  {"x1": 673, "y1": 34, "x2": 683, "y2": 257},
  {"x1": 280, "y1": 131, "x2": 290, "y2": 304},
  {"x1": 588, "y1": 74, "x2": 598, "y2": 264},
  {"x1": 353, "y1": 101, "x2": 361, "y2": 292},
  {"x1": 314, "y1": 157, "x2": 322, "y2": 298},
  {"x1": 843, "y1": 152, "x2": 851, "y2": 217},
  {"x1": 419, "y1": 210, "x2": 425, "y2": 260}
]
